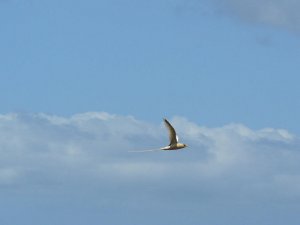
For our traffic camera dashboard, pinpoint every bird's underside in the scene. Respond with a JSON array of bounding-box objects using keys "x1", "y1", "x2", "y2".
[{"x1": 161, "y1": 143, "x2": 187, "y2": 150}]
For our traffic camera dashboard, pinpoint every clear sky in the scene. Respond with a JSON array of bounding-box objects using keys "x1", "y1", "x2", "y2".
[{"x1": 1, "y1": 0, "x2": 300, "y2": 225}]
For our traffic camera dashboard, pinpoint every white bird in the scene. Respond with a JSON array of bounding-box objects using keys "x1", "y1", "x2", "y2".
[
  {"x1": 160, "y1": 118, "x2": 187, "y2": 150},
  {"x1": 129, "y1": 118, "x2": 187, "y2": 152}
]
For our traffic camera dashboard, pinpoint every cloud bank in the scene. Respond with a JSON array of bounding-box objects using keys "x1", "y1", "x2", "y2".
[
  {"x1": 1, "y1": 112, "x2": 300, "y2": 224},
  {"x1": 214, "y1": 0, "x2": 300, "y2": 33},
  {"x1": 1, "y1": 112, "x2": 300, "y2": 195}
]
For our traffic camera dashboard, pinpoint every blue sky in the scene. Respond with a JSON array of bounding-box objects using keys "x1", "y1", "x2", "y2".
[
  {"x1": 1, "y1": 0, "x2": 300, "y2": 224},
  {"x1": 1, "y1": 0, "x2": 300, "y2": 131}
]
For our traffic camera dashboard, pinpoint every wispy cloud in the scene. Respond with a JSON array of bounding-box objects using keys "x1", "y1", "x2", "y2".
[{"x1": 214, "y1": 0, "x2": 300, "y2": 33}]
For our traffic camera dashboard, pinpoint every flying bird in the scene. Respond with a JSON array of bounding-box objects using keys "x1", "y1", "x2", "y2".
[
  {"x1": 160, "y1": 118, "x2": 187, "y2": 150},
  {"x1": 129, "y1": 118, "x2": 187, "y2": 152}
]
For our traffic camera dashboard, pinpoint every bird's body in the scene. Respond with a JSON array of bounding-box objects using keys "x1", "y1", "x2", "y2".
[
  {"x1": 161, "y1": 143, "x2": 186, "y2": 150},
  {"x1": 160, "y1": 119, "x2": 187, "y2": 151}
]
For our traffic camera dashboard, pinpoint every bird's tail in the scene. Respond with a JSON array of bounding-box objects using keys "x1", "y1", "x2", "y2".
[{"x1": 128, "y1": 148, "x2": 161, "y2": 153}]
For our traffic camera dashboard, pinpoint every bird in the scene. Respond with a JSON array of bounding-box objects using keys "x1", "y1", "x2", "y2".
[
  {"x1": 129, "y1": 118, "x2": 187, "y2": 152},
  {"x1": 160, "y1": 118, "x2": 187, "y2": 150}
]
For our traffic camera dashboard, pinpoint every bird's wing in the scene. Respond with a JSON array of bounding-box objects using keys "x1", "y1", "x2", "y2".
[{"x1": 164, "y1": 118, "x2": 178, "y2": 145}]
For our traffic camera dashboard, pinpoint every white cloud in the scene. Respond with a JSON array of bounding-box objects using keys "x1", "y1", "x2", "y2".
[
  {"x1": 0, "y1": 111, "x2": 300, "y2": 209},
  {"x1": 214, "y1": 0, "x2": 300, "y2": 33}
]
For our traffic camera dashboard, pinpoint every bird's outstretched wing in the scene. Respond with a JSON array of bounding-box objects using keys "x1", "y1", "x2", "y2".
[{"x1": 164, "y1": 118, "x2": 178, "y2": 145}]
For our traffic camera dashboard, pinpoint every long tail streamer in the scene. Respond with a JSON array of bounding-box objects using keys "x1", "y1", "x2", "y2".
[{"x1": 128, "y1": 148, "x2": 161, "y2": 153}]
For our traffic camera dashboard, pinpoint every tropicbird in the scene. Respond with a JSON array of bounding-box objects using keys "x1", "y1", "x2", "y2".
[
  {"x1": 160, "y1": 118, "x2": 187, "y2": 150},
  {"x1": 129, "y1": 118, "x2": 187, "y2": 152}
]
